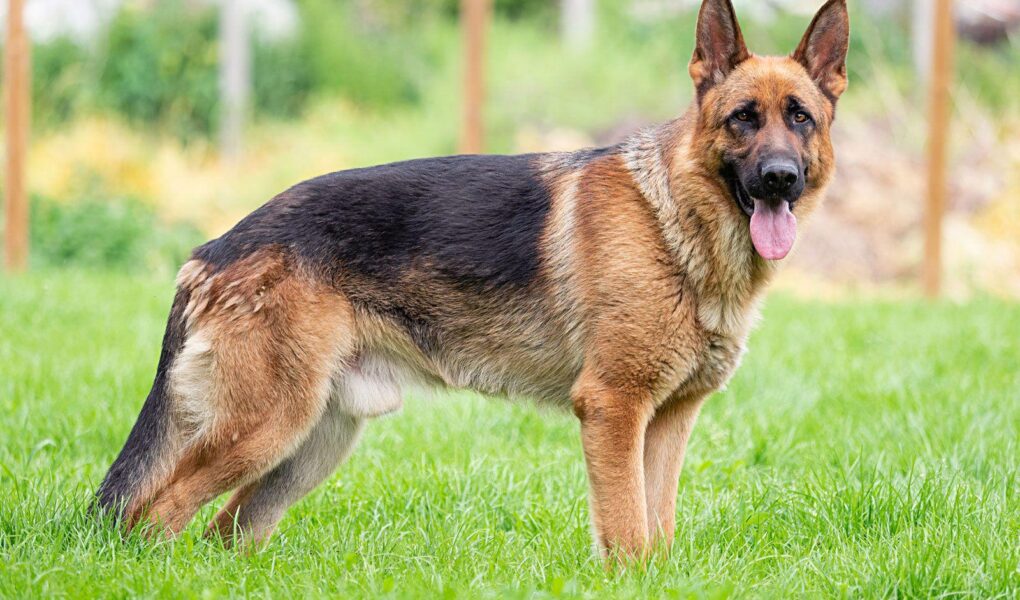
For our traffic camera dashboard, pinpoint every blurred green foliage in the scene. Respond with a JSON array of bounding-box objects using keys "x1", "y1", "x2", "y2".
[
  {"x1": 21, "y1": 0, "x2": 1020, "y2": 141},
  {"x1": 29, "y1": 0, "x2": 431, "y2": 137},
  {"x1": 251, "y1": 35, "x2": 313, "y2": 119},
  {"x1": 32, "y1": 37, "x2": 87, "y2": 128},
  {"x1": 294, "y1": 0, "x2": 425, "y2": 108},
  {"x1": 97, "y1": 3, "x2": 221, "y2": 142},
  {"x1": 29, "y1": 195, "x2": 204, "y2": 273},
  {"x1": 359, "y1": 0, "x2": 554, "y2": 23},
  {"x1": 956, "y1": 41, "x2": 1020, "y2": 110}
]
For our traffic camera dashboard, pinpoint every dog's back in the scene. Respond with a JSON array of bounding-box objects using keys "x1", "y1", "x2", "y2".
[{"x1": 195, "y1": 154, "x2": 554, "y2": 287}]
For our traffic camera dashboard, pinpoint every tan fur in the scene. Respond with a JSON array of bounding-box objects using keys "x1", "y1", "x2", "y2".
[
  {"x1": 643, "y1": 393, "x2": 705, "y2": 546},
  {"x1": 130, "y1": 250, "x2": 357, "y2": 533}
]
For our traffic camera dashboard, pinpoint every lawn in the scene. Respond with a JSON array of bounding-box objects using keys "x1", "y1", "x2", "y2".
[{"x1": 0, "y1": 271, "x2": 1018, "y2": 598}]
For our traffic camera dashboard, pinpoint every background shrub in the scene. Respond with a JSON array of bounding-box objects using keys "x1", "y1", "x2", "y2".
[
  {"x1": 294, "y1": 0, "x2": 424, "y2": 108},
  {"x1": 29, "y1": 195, "x2": 204, "y2": 273},
  {"x1": 96, "y1": 2, "x2": 220, "y2": 142},
  {"x1": 363, "y1": 0, "x2": 555, "y2": 23},
  {"x1": 253, "y1": 35, "x2": 315, "y2": 119},
  {"x1": 32, "y1": 37, "x2": 89, "y2": 130}
]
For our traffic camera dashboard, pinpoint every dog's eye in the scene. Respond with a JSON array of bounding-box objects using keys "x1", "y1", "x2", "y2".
[
  {"x1": 793, "y1": 111, "x2": 811, "y2": 124},
  {"x1": 734, "y1": 110, "x2": 758, "y2": 126}
]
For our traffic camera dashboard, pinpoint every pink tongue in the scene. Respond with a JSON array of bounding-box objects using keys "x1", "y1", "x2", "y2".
[{"x1": 749, "y1": 199, "x2": 797, "y2": 261}]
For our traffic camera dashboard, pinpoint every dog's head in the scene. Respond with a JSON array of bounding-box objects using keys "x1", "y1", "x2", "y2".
[{"x1": 689, "y1": 0, "x2": 849, "y2": 260}]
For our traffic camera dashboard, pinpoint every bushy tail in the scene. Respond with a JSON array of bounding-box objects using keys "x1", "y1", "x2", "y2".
[{"x1": 94, "y1": 289, "x2": 189, "y2": 520}]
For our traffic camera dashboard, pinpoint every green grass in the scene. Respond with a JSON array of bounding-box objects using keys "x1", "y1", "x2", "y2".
[{"x1": 1, "y1": 271, "x2": 1018, "y2": 598}]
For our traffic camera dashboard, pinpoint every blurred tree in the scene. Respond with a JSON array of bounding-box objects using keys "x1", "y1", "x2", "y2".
[
  {"x1": 353, "y1": 0, "x2": 554, "y2": 23},
  {"x1": 561, "y1": 0, "x2": 595, "y2": 50},
  {"x1": 220, "y1": 0, "x2": 252, "y2": 160},
  {"x1": 293, "y1": 0, "x2": 420, "y2": 107},
  {"x1": 92, "y1": 0, "x2": 315, "y2": 140},
  {"x1": 32, "y1": 37, "x2": 86, "y2": 128},
  {"x1": 97, "y1": 2, "x2": 220, "y2": 141},
  {"x1": 913, "y1": 0, "x2": 934, "y2": 82}
]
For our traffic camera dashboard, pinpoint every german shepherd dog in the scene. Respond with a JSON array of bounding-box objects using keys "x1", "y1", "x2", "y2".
[{"x1": 96, "y1": 0, "x2": 849, "y2": 558}]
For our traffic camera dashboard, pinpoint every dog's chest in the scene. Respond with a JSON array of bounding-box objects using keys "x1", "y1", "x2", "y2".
[
  {"x1": 671, "y1": 278, "x2": 766, "y2": 400},
  {"x1": 686, "y1": 330, "x2": 749, "y2": 397},
  {"x1": 669, "y1": 307, "x2": 756, "y2": 402}
]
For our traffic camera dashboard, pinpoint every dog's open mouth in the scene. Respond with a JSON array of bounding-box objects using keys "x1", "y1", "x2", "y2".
[
  {"x1": 724, "y1": 167, "x2": 798, "y2": 261},
  {"x1": 725, "y1": 168, "x2": 756, "y2": 218}
]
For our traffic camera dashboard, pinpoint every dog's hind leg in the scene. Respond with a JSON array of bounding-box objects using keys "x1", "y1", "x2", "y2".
[
  {"x1": 135, "y1": 255, "x2": 357, "y2": 535},
  {"x1": 205, "y1": 405, "x2": 365, "y2": 545},
  {"x1": 205, "y1": 354, "x2": 405, "y2": 545}
]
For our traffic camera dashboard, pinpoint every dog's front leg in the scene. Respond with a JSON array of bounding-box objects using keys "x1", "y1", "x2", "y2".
[
  {"x1": 643, "y1": 392, "x2": 706, "y2": 549},
  {"x1": 573, "y1": 375, "x2": 654, "y2": 560}
]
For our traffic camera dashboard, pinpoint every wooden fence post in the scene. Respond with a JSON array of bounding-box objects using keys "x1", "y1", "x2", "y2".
[
  {"x1": 4, "y1": 0, "x2": 30, "y2": 272},
  {"x1": 923, "y1": 0, "x2": 955, "y2": 297},
  {"x1": 460, "y1": 0, "x2": 490, "y2": 154}
]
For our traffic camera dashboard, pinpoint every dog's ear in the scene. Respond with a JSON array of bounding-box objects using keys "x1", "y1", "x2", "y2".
[
  {"x1": 689, "y1": 0, "x2": 750, "y2": 99},
  {"x1": 792, "y1": 0, "x2": 850, "y2": 105}
]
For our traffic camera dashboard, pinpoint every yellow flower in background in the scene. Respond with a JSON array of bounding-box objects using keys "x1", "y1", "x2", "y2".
[
  {"x1": 24, "y1": 102, "x2": 363, "y2": 237},
  {"x1": 30, "y1": 118, "x2": 160, "y2": 205}
]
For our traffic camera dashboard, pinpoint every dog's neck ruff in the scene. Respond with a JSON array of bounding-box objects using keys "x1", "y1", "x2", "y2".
[{"x1": 620, "y1": 122, "x2": 773, "y2": 336}]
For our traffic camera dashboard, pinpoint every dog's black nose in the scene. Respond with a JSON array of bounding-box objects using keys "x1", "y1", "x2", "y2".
[{"x1": 761, "y1": 160, "x2": 799, "y2": 195}]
